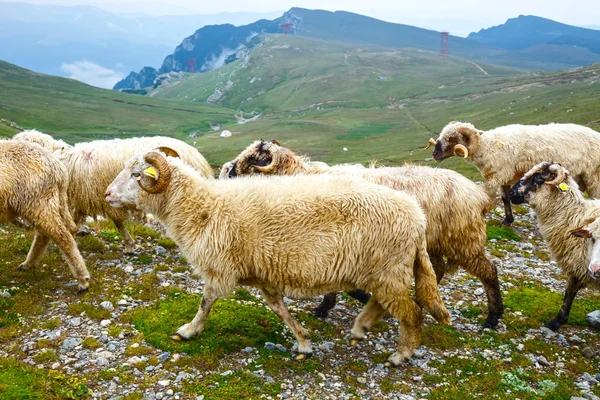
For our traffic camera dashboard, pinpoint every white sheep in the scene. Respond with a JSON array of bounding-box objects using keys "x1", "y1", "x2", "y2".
[
  {"x1": 509, "y1": 162, "x2": 600, "y2": 330},
  {"x1": 105, "y1": 148, "x2": 451, "y2": 365},
  {"x1": 13, "y1": 130, "x2": 214, "y2": 253},
  {"x1": 427, "y1": 121, "x2": 600, "y2": 226},
  {"x1": 0, "y1": 140, "x2": 90, "y2": 290},
  {"x1": 222, "y1": 140, "x2": 503, "y2": 328}
]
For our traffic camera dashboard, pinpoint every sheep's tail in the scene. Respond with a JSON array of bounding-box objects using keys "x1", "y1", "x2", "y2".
[{"x1": 414, "y1": 240, "x2": 451, "y2": 324}]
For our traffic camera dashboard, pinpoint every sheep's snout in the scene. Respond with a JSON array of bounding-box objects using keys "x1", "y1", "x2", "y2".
[
  {"x1": 509, "y1": 184, "x2": 526, "y2": 204},
  {"x1": 105, "y1": 189, "x2": 121, "y2": 208},
  {"x1": 590, "y1": 263, "x2": 600, "y2": 279}
]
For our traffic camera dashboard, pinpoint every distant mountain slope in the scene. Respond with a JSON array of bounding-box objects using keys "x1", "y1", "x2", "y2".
[
  {"x1": 147, "y1": 35, "x2": 520, "y2": 113},
  {"x1": 0, "y1": 2, "x2": 278, "y2": 87},
  {"x1": 468, "y1": 15, "x2": 600, "y2": 53},
  {"x1": 115, "y1": 9, "x2": 600, "y2": 90},
  {"x1": 0, "y1": 60, "x2": 234, "y2": 141}
]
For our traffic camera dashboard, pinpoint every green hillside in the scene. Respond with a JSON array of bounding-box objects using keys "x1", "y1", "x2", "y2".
[
  {"x1": 0, "y1": 60, "x2": 235, "y2": 142},
  {"x1": 148, "y1": 35, "x2": 520, "y2": 113}
]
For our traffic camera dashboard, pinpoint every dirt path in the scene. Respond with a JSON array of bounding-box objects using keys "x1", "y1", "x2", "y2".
[{"x1": 469, "y1": 61, "x2": 488, "y2": 75}]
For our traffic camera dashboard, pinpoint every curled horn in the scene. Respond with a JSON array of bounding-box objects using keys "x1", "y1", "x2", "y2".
[
  {"x1": 157, "y1": 146, "x2": 180, "y2": 158},
  {"x1": 454, "y1": 144, "x2": 469, "y2": 158},
  {"x1": 252, "y1": 141, "x2": 279, "y2": 174},
  {"x1": 424, "y1": 138, "x2": 436, "y2": 150},
  {"x1": 138, "y1": 151, "x2": 172, "y2": 194},
  {"x1": 270, "y1": 139, "x2": 281, "y2": 146},
  {"x1": 545, "y1": 166, "x2": 567, "y2": 186}
]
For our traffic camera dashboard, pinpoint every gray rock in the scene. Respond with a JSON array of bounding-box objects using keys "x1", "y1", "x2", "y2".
[
  {"x1": 536, "y1": 356, "x2": 550, "y2": 366},
  {"x1": 412, "y1": 349, "x2": 426, "y2": 359},
  {"x1": 474, "y1": 288, "x2": 485, "y2": 296},
  {"x1": 357, "y1": 377, "x2": 367, "y2": 384},
  {"x1": 586, "y1": 310, "x2": 600, "y2": 329},
  {"x1": 61, "y1": 337, "x2": 83, "y2": 351},
  {"x1": 97, "y1": 357, "x2": 109, "y2": 367},
  {"x1": 76, "y1": 225, "x2": 93, "y2": 236},
  {"x1": 319, "y1": 342, "x2": 335, "y2": 352},
  {"x1": 154, "y1": 246, "x2": 167, "y2": 254},
  {"x1": 1, "y1": 290, "x2": 11, "y2": 299},
  {"x1": 275, "y1": 344, "x2": 287, "y2": 353},
  {"x1": 107, "y1": 341, "x2": 120, "y2": 351},
  {"x1": 581, "y1": 372, "x2": 597, "y2": 384},
  {"x1": 158, "y1": 352, "x2": 171, "y2": 362},
  {"x1": 570, "y1": 335, "x2": 584, "y2": 344},
  {"x1": 196, "y1": 396, "x2": 205, "y2": 400},
  {"x1": 582, "y1": 347, "x2": 596, "y2": 358},
  {"x1": 242, "y1": 347, "x2": 254, "y2": 353},
  {"x1": 540, "y1": 327, "x2": 557, "y2": 338},
  {"x1": 265, "y1": 342, "x2": 277, "y2": 351},
  {"x1": 100, "y1": 301, "x2": 114, "y2": 311},
  {"x1": 69, "y1": 317, "x2": 82, "y2": 327}
]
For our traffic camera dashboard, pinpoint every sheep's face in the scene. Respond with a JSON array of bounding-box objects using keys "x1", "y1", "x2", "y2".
[
  {"x1": 221, "y1": 140, "x2": 282, "y2": 178},
  {"x1": 509, "y1": 162, "x2": 570, "y2": 205},
  {"x1": 571, "y1": 217, "x2": 600, "y2": 280},
  {"x1": 105, "y1": 156, "x2": 146, "y2": 208},
  {"x1": 13, "y1": 130, "x2": 71, "y2": 153},
  {"x1": 430, "y1": 122, "x2": 476, "y2": 161}
]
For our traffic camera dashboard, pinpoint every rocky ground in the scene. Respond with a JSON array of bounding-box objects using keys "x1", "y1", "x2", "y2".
[{"x1": 0, "y1": 205, "x2": 599, "y2": 400}]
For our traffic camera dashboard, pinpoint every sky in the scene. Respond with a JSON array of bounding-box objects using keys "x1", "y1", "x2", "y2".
[{"x1": 6, "y1": 0, "x2": 600, "y2": 37}]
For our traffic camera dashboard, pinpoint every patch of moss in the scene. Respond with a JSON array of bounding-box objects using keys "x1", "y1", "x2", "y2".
[
  {"x1": 82, "y1": 337, "x2": 101, "y2": 350},
  {"x1": 76, "y1": 236, "x2": 105, "y2": 253},
  {"x1": 421, "y1": 324, "x2": 464, "y2": 351},
  {"x1": 533, "y1": 250, "x2": 551, "y2": 261},
  {"x1": 40, "y1": 318, "x2": 61, "y2": 331},
  {"x1": 33, "y1": 349, "x2": 58, "y2": 364},
  {"x1": 135, "y1": 253, "x2": 153, "y2": 265},
  {"x1": 67, "y1": 303, "x2": 111, "y2": 320},
  {"x1": 157, "y1": 237, "x2": 177, "y2": 249},
  {"x1": 182, "y1": 370, "x2": 280, "y2": 400},
  {"x1": 126, "y1": 273, "x2": 160, "y2": 302},
  {"x1": 126, "y1": 293, "x2": 286, "y2": 365},
  {"x1": 486, "y1": 225, "x2": 521, "y2": 242}
]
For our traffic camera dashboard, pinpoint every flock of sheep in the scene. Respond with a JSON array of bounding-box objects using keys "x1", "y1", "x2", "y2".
[{"x1": 1, "y1": 121, "x2": 599, "y2": 367}]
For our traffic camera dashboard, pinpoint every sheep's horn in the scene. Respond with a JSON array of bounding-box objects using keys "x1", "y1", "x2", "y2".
[
  {"x1": 454, "y1": 144, "x2": 469, "y2": 158},
  {"x1": 252, "y1": 159, "x2": 275, "y2": 174},
  {"x1": 270, "y1": 139, "x2": 281, "y2": 146},
  {"x1": 138, "y1": 151, "x2": 172, "y2": 194},
  {"x1": 424, "y1": 138, "x2": 436, "y2": 150},
  {"x1": 545, "y1": 167, "x2": 566, "y2": 186},
  {"x1": 156, "y1": 146, "x2": 180, "y2": 158}
]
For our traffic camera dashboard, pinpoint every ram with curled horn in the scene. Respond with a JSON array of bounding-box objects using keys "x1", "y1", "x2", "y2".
[
  {"x1": 137, "y1": 149, "x2": 178, "y2": 194},
  {"x1": 428, "y1": 121, "x2": 600, "y2": 227}
]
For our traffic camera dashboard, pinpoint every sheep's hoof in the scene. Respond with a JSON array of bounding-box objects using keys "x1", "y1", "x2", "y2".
[
  {"x1": 294, "y1": 352, "x2": 312, "y2": 361},
  {"x1": 17, "y1": 263, "x2": 31, "y2": 271},
  {"x1": 77, "y1": 286, "x2": 90, "y2": 293},
  {"x1": 170, "y1": 333, "x2": 186, "y2": 341},
  {"x1": 501, "y1": 216, "x2": 514, "y2": 226},
  {"x1": 544, "y1": 319, "x2": 561, "y2": 332},
  {"x1": 313, "y1": 307, "x2": 329, "y2": 319},
  {"x1": 349, "y1": 338, "x2": 362, "y2": 346}
]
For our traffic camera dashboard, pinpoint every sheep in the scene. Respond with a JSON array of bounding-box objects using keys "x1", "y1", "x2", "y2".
[
  {"x1": 0, "y1": 140, "x2": 90, "y2": 290},
  {"x1": 427, "y1": 121, "x2": 600, "y2": 226},
  {"x1": 222, "y1": 140, "x2": 503, "y2": 328},
  {"x1": 509, "y1": 162, "x2": 600, "y2": 331},
  {"x1": 105, "y1": 147, "x2": 451, "y2": 365},
  {"x1": 13, "y1": 130, "x2": 214, "y2": 253}
]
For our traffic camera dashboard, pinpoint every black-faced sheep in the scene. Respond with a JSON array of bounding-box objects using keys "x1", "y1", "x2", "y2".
[
  {"x1": 427, "y1": 121, "x2": 600, "y2": 226},
  {"x1": 0, "y1": 140, "x2": 90, "y2": 290},
  {"x1": 14, "y1": 130, "x2": 213, "y2": 253},
  {"x1": 509, "y1": 162, "x2": 600, "y2": 330},
  {"x1": 222, "y1": 140, "x2": 503, "y2": 328},
  {"x1": 105, "y1": 148, "x2": 451, "y2": 365}
]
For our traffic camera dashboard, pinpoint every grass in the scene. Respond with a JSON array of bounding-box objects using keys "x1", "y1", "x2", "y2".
[
  {"x1": 182, "y1": 370, "x2": 280, "y2": 400},
  {"x1": 0, "y1": 357, "x2": 89, "y2": 399},
  {"x1": 504, "y1": 284, "x2": 600, "y2": 328}
]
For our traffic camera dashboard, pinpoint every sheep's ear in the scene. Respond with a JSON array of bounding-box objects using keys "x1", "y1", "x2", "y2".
[
  {"x1": 571, "y1": 227, "x2": 592, "y2": 239},
  {"x1": 570, "y1": 217, "x2": 597, "y2": 238},
  {"x1": 270, "y1": 139, "x2": 281, "y2": 146},
  {"x1": 157, "y1": 147, "x2": 180, "y2": 158}
]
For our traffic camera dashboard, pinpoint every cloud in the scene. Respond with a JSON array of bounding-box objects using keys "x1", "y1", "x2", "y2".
[{"x1": 60, "y1": 61, "x2": 124, "y2": 89}]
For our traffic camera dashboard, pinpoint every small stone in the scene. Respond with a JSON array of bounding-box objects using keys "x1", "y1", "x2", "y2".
[
  {"x1": 127, "y1": 356, "x2": 143, "y2": 365},
  {"x1": 265, "y1": 342, "x2": 277, "y2": 351},
  {"x1": 540, "y1": 327, "x2": 557, "y2": 338},
  {"x1": 412, "y1": 375, "x2": 423, "y2": 382},
  {"x1": 97, "y1": 357, "x2": 109, "y2": 367},
  {"x1": 319, "y1": 342, "x2": 335, "y2": 352},
  {"x1": 158, "y1": 380, "x2": 170, "y2": 387},
  {"x1": 118, "y1": 299, "x2": 128, "y2": 306},
  {"x1": 196, "y1": 396, "x2": 205, "y2": 400},
  {"x1": 569, "y1": 335, "x2": 584, "y2": 344},
  {"x1": 413, "y1": 349, "x2": 426, "y2": 359},
  {"x1": 357, "y1": 377, "x2": 367, "y2": 384},
  {"x1": 582, "y1": 347, "x2": 596, "y2": 358},
  {"x1": 1, "y1": 291, "x2": 11, "y2": 299},
  {"x1": 61, "y1": 337, "x2": 83, "y2": 351},
  {"x1": 474, "y1": 288, "x2": 485, "y2": 296},
  {"x1": 536, "y1": 356, "x2": 550, "y2": 366},
  {"x1": 242, "y1": 347, "x2": 254, "y2": 353},
  {"x1": 100, "y1": 319, "x2": 111, "y2": 327},
  {"x1": 51, "y1": 362, "x2": 60, "y2": 369},
  {"x1": 158, "y1": 352, "x2": 171, "y2": 362},
  {"x1": 581, "y1": 372, "x2": 596, "y2": 384},
  {"x1": 275, "y1": 344, "x2": 287, "y2": 353},
  {"x1": 146, "y1": 366, "x2": 154, "y2": 372},
  {"x1": 154, "y1": 246, "x2": 167, "y2": 254},
  {"x1": 100, "y1": 301, "x2": 114, "y2": 311},
  {"x1": 76, "y1": 225, "x2": 93, "y2": 236},
  {"x1": 156, "y1": 393, "x2": 164, "y2": 400},
  {"x1": 70, "y1": 317, "x2": 82, "y2": 327},
  {"x1": 166, "y1": 390, "x2": 174, "y2": 396},
  {"x1": 586, "y1": 310, "x2": 600, "y2": 329},
  {"x1": 172, "y1": 353, "x2": 180, "y2": 362},
  {"x1": 517, "y1": 344, "x2": 524, "y2": 351}
]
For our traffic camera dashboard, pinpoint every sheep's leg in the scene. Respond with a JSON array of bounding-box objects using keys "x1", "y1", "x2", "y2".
[
  {"x1": 456, "y1": 255, "x2": 504, "y2": 329},
  {"x1": 430, "y1": 255, "x2": 447, "y2": 284},
  {"x1": 349, "y1": 298, "x2": 387, "y2": 345},
  {"x1": 545, "y1": 275, "x2": 585, "y2": 331},
  {"x1": 314, "y1": 289, "x2": 371, "y2": 318},
  {"x1": 18, "y1": 230, "x2": 50, "y2": 270},
  {"x1": 414, "y1": 246, "x2": 451, "y2": 324},
  {"x1": 114, "y1": 219, "x2": 136, "y2": 254},
  {"x1": 314, "y1": 292, "x2": 337, "y2": 318},
  {"x1": 261, "y1": 288, "x2": 312, "y2": 359},
  {"x1": 39, "y1": 217, "x2": 90, "y2": 291},
  {"x1": 378, "y1": 290, "x2": 424, "y2": 367},
  {"x1": 173, "y1": 286, "x2": 222, "y2": 340},
  {"x1": 500, "y1": 185, "x2": 514, "y2": 226}
]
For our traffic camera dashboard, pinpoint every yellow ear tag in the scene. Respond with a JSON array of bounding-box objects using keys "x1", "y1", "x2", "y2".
[
  {"x1": 558, "y1": 182, "x2": 569, "y2": 192},
  {"x1": 144, "y1": 167, "x2": 158, "y2": 180}
]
